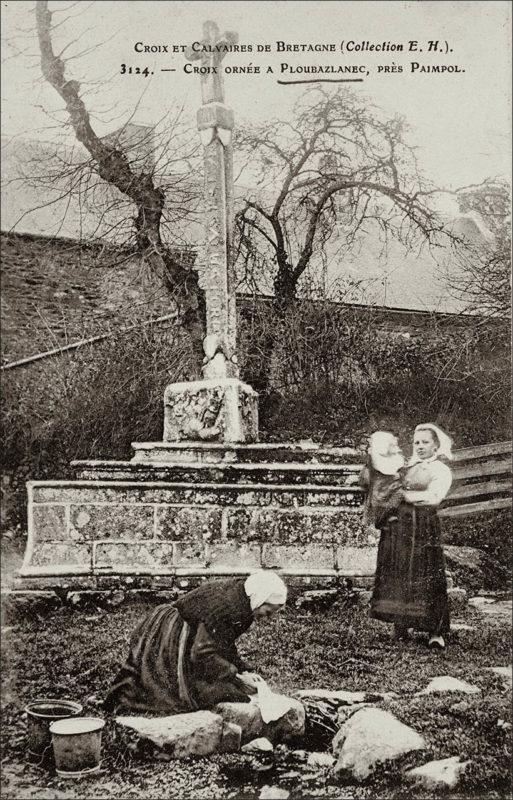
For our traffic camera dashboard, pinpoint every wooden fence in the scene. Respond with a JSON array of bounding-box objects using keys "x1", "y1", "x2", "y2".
[{"x1": 440, "y1": 440, "x2": 512, "y2": 518}]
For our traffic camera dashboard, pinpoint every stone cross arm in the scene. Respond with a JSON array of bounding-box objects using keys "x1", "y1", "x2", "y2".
[{"x1": 185, "y1": 21, "x2": 239, "y2": 104}]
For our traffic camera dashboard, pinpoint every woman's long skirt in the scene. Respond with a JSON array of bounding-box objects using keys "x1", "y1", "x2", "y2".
[
  {"x1": 104, "y1": 604, "x2": 198, "y2": 714},
  {"x1": 370, "y1": 504, "x2": 450, "y2": 635}
]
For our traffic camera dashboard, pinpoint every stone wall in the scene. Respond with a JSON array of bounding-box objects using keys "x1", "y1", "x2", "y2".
[{"x1": 19, "y1": 445, "x2": 377, "y2": 589}]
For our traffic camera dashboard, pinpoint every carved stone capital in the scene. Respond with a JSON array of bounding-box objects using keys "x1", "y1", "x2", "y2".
[{"x1": 197, "y1": 103, "x2": 234, "y2": 131}]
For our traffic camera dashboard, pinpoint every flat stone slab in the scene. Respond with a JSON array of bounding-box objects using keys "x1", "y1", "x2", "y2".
[
  {"x1": 115, "y1": 711, "x2": 223, "y2": 758},
  {"x1": 417, "y1": 676, "x2": 480, "y2": 696},
  {"x1": 404, "y1": 755, "x2": 470, "y2": 790},
  {"x1": 333, "y1": 707, "x2": 425, "y2": 781},
  {"x1": 297, "y1": 689, "x2": 367, "y2": 704}
]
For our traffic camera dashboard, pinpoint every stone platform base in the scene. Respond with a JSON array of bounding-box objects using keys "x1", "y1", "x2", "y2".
[{"x1": 19, "y1": 442, "x2": 377, "y2": 589}]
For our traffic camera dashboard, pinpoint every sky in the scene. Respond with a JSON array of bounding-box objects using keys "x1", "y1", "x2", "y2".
[{"x1": 1, "y1": 0, "x2": 511, "y2": 203}]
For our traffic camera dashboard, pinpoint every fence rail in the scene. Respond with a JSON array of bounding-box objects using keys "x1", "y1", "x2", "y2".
[{"x1": 440, "y1": 440, "x2": 512, "y2": 518}]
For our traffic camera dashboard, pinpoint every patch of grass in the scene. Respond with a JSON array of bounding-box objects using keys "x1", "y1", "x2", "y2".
[{"x1": 1, "y1": 596, "x2": 511, "y2": 798}]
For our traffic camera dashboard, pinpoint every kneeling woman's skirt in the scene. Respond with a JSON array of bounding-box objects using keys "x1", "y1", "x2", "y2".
[
  {"x1": 104, "y1": 605, "x2": 199, "y2": 714},
  {"x1": 370, "y1": 504, "x2": 449, "y2": 635}
]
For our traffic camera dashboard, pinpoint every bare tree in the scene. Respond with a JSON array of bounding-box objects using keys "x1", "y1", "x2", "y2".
[
  {"x1": 235, "y1": 86, "x2": 450, "y2": 314},
  {"x1": 31, "y1": 1, "x2": 205, "y2": 367},
  {"x1": 447, "y1": 178, "x2": 511, "y2": 318}
]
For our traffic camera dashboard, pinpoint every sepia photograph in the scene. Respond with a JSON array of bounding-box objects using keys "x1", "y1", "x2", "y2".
[{"x1": 1, "y1": 1, "x2": 511, "y2": 798}]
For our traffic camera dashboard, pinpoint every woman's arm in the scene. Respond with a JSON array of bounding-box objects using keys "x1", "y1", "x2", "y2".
[{"x1": 403, "y1": 463, "x2": 452, "y2": 506}]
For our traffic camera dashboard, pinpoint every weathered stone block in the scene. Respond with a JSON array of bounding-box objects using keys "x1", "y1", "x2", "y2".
[
  {"x1": 163, "y1": 378, "x2": 258, "y2": 444},
  {"x1": 261, "y1": 544, "x2": 335, "y2": 571},
  {"x1": 225, "y1": 509, "x2": 260, "y2": 540},
  {"x1": 309, "y1": 511, "x2": 362, "y2": 543},
  {"x1": 336, "y1": 546, "x2": 377, "y2": 576},
  {"x1": 172, "y1": 541, "x2": 207, "y2": 568},
  {"x1": 156, "y1": 507, "x2": 222, "y2": 541},
  {"x1": 94, "y1": 543, "x2": 155, "y2": 570},
  {"x1": 115, "y1": 711, "x2": 223, "y2": 758},
  {"x1": 206, "y1": 542, "x2": 261, "y2": 569},
  {"x1": 29, "y1": 543, "x2": 92, "y2": 570},
  {"x1": 215, "y1": 698, "x2": 304, "y2": 744},
  {"x1": 70, "y1": 504, "x2": 154, "y2": 540},
  {"x1": 32, "y1": 505, "x2": 67, "y2": 542}
]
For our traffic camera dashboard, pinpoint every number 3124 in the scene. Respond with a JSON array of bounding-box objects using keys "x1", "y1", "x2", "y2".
[{"x1": 120, "y1": 65, "x2": 153, "y2": 77}]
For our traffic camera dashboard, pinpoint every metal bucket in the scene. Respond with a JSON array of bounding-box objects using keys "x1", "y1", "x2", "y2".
[
  {"x1": 25, "y1": 699, "x2": 83, "y2": 761},
  {"x1": 50, "y1": 717, "x2": 105, "y2": 777}
]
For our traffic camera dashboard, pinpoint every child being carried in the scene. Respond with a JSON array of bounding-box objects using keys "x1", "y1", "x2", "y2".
[{"x1": 359, "y1": 431, "x2": 405, "y2": 527}]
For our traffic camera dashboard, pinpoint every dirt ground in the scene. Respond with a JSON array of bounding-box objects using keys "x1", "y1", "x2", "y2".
[{"x1": 1, "y1": 540, "x2": 511, "y2": 799}]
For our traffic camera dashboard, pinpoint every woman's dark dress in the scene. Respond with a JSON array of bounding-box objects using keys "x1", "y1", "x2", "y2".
[
  {"x1": 104, "y1": 578, "x2": 255, "y2": 714},
  {"x1": 370, "y1": 460, "x2": 451, "y2": 635}
]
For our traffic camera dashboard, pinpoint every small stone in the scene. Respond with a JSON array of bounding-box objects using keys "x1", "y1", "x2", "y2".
[
  {"x1": 333, "y1": 707, "x2": 425, "y2": 781},
  {"x1": 404, "y1": 755, "x2": 470, "y2": 790},
  {"x1": 451, "y1": 622, "x2": 474, "y2": 632},
  {"x1": 219, "y1": 722, "x2": 241, "y2": 753},
  {"x1": 449, "y1": 700, "x2": 471, "y2": 715},
  {"x1": 290, "y1": 749, "x2": 308, "y2": 762},
  {"x1": 306, "y1": 751, "x2": 335, "y2": 768},
  {"x1": 242, "y1": 737, "x2": 274, "y2": 753},
  {"x1": 417, "y1": 676, "x2": 480, "y2": 696},
  {"x1": 259, "y1": 786, "x2": 289, "y2": 800}
]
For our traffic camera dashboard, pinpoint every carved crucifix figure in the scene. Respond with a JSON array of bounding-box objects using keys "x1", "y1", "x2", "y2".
[{"x1": 185, "y1": 20, "x2": 238, "y2": 105}]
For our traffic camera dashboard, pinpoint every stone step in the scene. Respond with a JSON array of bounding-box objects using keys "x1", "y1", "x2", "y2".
[
  {"x1": 130, "y1": 441, "x2": 362, "y2": 465},
  {"x1": 72, "y1": 459, "x2": 363, "y2": 488}
]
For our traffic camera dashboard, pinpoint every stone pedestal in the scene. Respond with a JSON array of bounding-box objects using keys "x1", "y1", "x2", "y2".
[{"x1": 163, "y1": 379, "x2": 258, "y2": 444}]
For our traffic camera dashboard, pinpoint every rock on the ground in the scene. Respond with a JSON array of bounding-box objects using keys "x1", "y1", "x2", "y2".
[
  {"x1": 297, "y1": 689, "x2": 368, "y2": 704},
  {"x1": 468, "y1": 596, "x2": 495, "y2": 608},
  {"x1": 333, "y1": 707, "x2": 425, "y2": 782},
  {"x1": 242, "y1": 737, "x2": 274, "y2": 753},
  {"x1": 259, "y1": 786, "x2": 290, "y2": 800},
  {"x1": 215, "y1": 697, "x2": 305, "y2": 744},
  {"x1": 307, "y1": 751, "x2": 335, "y2": 768},
  {"x1": 404, "y1": 755, "x2": 470, "y2": 790},
  {"x1": 417, "y1": 676, "x2": 480, "y2": 696},
  {"x1": 115, "y1": 711, "x2": 223, "y2": 758},
  {"x1": 219, "y1": 722, "x2": 242, "y2": 753},
  {"x1": 488, "y1": 665, "x2": 512, "y2": 688}
]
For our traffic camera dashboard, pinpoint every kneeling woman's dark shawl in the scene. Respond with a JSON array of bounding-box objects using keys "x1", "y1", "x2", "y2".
[{"x1": 104, "y1": 578, "x2": 256, "y2": 714}]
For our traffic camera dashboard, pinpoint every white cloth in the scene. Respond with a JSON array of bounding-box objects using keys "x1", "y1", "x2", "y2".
[
  {"x1": 369, "y1": 431, "x2": 404, "y2": 475},
  {"x1": 403, "y1": 456, "x2": 453, "y2": 506},
  {"x1": 413, "y1": 423, "x2": 453, "y2": 461},
  {"x1": 244, "y1": 571, "x2": 287, "y2": 611},
  {"x1": 254, "y1": 680, "x2": 295, "y2": 723}
]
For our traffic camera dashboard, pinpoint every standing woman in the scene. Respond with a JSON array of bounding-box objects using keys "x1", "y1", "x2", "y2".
[{"x1": 370, "y1": 423, "x2": 453, "y2": 649}]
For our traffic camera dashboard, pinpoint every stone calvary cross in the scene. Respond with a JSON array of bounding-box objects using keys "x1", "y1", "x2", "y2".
[{"x1": 163, "y1": 21, "x2": 259, "y2": 444}]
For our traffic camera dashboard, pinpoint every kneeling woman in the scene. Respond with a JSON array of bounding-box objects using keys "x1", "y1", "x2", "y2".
[
  {"x1": 104, "y1": 571, "x2": 287, "y2": 714},
  {"x1": 370, "y1": 423, "x2": 453, "y2": 649}
]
